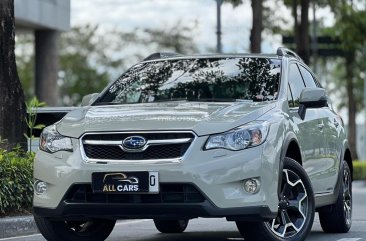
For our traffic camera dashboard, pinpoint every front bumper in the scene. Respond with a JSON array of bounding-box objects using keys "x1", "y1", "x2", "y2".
[{"x1": 33, "y1": 134, "x2": 281, "y2": 220}]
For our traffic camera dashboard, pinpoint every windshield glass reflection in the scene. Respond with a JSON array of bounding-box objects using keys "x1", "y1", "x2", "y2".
[{"x1": 99, "y1": 57, "x2": 281, "y2": 104}]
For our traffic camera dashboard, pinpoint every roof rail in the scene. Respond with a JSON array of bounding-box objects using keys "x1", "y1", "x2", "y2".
[
  {"x1": 276, "y1": 47, "x2": 304, "y2": 63},
  {"x1": 143, "y1": 52, "x2": 181, "y2": 61}
]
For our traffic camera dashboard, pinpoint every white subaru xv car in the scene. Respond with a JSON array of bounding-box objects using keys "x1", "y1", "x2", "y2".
[{"x1": 33, "y1": 48, "x2": 353, "y2": 241}]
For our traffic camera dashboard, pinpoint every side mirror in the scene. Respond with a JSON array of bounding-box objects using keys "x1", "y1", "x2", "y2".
[
  {"x1": 81, "y1": 93, "x2": 99, "y2": 106},
  {"x1": 298, "y1": 88, "x2": 328, "y2": 119}
]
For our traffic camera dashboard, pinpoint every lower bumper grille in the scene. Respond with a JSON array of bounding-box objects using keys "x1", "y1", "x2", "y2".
[{"x1": 65, "y1": 184, "x2": 206, "y2": 204}]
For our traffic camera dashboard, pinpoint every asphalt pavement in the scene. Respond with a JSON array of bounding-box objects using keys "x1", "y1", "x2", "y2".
[{"x1": 2, "y1": 181, "x2": 366, "y2": 241}]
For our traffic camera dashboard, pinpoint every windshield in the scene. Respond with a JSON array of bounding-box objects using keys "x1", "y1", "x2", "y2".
[{"x1": 98, "y1": 57, "x2": 281, "y2": 104}]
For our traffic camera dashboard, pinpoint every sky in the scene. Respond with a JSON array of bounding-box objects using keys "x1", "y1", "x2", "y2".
[{"x1": 70, "y1": 0, "x2": 282, "y2": 54}]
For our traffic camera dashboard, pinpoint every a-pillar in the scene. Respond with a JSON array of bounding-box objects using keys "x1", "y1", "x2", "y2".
[{"x1": 35, "y1": 30, "x2": 60, "y2": 106}]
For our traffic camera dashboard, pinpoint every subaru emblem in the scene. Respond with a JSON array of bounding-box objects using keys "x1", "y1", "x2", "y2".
[{"x1": 122, "y1": 136, "x2": 147, "y2": 149}]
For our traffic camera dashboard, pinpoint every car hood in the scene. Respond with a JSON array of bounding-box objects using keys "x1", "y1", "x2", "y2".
[{"x1": 57, "y1": 101, "x2": 276, "y2": 138}]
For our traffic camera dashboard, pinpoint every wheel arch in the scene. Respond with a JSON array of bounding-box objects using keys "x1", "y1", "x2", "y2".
[
  {"x1": 278, "y1": 132, "x2": 303, "y2": 195},
  {"x1": 280, "y1": 132, "x2": 302, "y2": 166}
]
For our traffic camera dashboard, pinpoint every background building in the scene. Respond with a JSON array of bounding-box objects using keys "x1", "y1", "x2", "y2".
[{"x1": 15, "y1": 0, "x2": 70, "y2": 106}]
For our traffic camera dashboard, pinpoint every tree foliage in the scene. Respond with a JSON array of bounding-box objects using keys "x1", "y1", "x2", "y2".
[
  {"x1": 324, "y1": 0, "x2": 366, "y2": 159},
  {"x1": 142, "y1": 22, "x2": 198, "y2": 54},
  {"x1": 58, "y1": 25, "x2": 118, "y2": 105},
  {"x1": 0, "y1": 146, "x2": 34, "y2": 215},
  {"x1": 224, "y1": 0, "x2": 242, "y2": 7},
  {"x1": 16, "y1": 23, "x2": 198, "y2": 106}
]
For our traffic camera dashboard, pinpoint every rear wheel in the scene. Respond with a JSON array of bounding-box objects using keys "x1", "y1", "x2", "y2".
[
  {"x1": 153, "y1": 219, "x2": 189, "y2": 233},
  {"x1": 236, "y1": 157, "x2": 315, "y2": 241},
  {"x1": 318, "y1": 160, "x2": 352, "y2": 233},
  {"x1": 34, "y1": 216, "x2": 116, "y2": 241}
]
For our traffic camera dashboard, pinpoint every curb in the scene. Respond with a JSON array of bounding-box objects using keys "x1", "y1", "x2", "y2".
[{"x1": 0, "y1": 215, "x2": 39, "y2": 239}]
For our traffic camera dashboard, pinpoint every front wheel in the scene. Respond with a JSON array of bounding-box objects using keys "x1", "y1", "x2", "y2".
[
  {"x1": 34, "y1": 216, "x2": 116, "y2": 241},
  {"x1": 153, "y1": 219, "x2": 189, "y2": 233},
  {"x1": 236, "y1": 157, "x2": 315, "y2": 241}
]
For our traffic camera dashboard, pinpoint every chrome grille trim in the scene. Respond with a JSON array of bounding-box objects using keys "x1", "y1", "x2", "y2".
[
  {"x1": 80, "y1": 131, "x2": 196, "y2": 164},
  {"x1": 83, "y1": 138, "x2": 193, "y2": 146},
  {"x1": 83, "y1": 140, "x2": 121, "y2": 145}
]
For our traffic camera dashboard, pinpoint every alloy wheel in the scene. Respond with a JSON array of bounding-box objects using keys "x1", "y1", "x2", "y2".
[{"x1": 266, "y1": 169, "x2": 309, "y2": 238}]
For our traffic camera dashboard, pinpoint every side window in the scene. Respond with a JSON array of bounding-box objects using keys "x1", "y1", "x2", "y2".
[
  {"x1": 299, "y1": 66, "x2": 317, "y2": 88},
  {"x1": 288, "y1": 63, "x2": 305, "y2": 107}
]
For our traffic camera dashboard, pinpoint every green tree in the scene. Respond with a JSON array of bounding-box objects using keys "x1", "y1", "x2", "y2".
[
  {"x1": 141, "y1": 21, "x2": 198, "y2": 54},
  {"x1": 16, "y1": 23, "x2": 199, "y2": 106},
  {"x1": 326, "y1": 0, "x2": 366, "y2": 160},
  {"x1": 58, "y1": 25, "x2": 120, "y2": 105}
]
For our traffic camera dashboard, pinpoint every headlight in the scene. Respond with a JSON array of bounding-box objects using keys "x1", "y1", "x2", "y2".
[
  {"x1": 39, "y1": 125, "x2": 73, "y2": 153},
  {"x1": 204, "y1": 121, "x2": 269, "y2": 151}
]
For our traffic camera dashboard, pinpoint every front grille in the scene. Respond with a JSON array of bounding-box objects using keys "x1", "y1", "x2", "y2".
[
  {"x1": 65, "y1": 184, "x2": 206, "y2": 204},
  {"x1": 83, "y1": 143, "x2": 190, "y2": 160},
  {"x1": 81, "y1": 132, "x2": 194, "y2": 161}
]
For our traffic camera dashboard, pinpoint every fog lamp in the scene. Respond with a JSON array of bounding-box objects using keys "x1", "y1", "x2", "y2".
[
  {"x1": 244, "y1": 178, "x2": 260, "y2": 194},
  {"x1": 34, "y1": 180, "x2": 48, "y2": 195}
]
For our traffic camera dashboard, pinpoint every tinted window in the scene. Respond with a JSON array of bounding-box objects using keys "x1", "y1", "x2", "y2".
[
  {"x1": 288, "y1": 64, "x2": 305, "y2": 107},
  {"x1": 98, "y1": 58, "x2": 281, "y2": 104},
  {"x1": 299, "y1": 66, "x2": 317, "y2": 88}
]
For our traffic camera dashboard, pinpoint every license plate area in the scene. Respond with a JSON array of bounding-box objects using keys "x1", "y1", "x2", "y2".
[{"x1": 92, "y1": 171, "x2": 159, "y2": 194}]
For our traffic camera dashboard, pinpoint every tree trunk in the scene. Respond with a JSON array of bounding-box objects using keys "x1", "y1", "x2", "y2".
[
  {"x1": 250, "y1": 0, "x2": 263, "y2": 53},
  {"x1": 0, "y1": 0, "x2": 26, "y2": 150},
  {"x1": 292, "y1": 0, "x2": 301, "y2": 52},
  {"x1": 298, "y1": 0, "x2": 310, "y2": 64},
  {"x1": 345, "y1": 51, "x2": 358, "y2": 160}
]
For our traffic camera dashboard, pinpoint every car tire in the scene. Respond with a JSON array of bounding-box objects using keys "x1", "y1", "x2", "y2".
[
  {"x1": 34, "y1": 216, "x2": 116, "y2": 241},
  {"x1": 153, "y1": 219, "x2": 189, "y2": 233},
  {"x1": 318, "y1": 160, "x2": 352, "y2": 233},
  {"x1": 236, "y1": 157, "x2": 315, "y2": 241}
]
